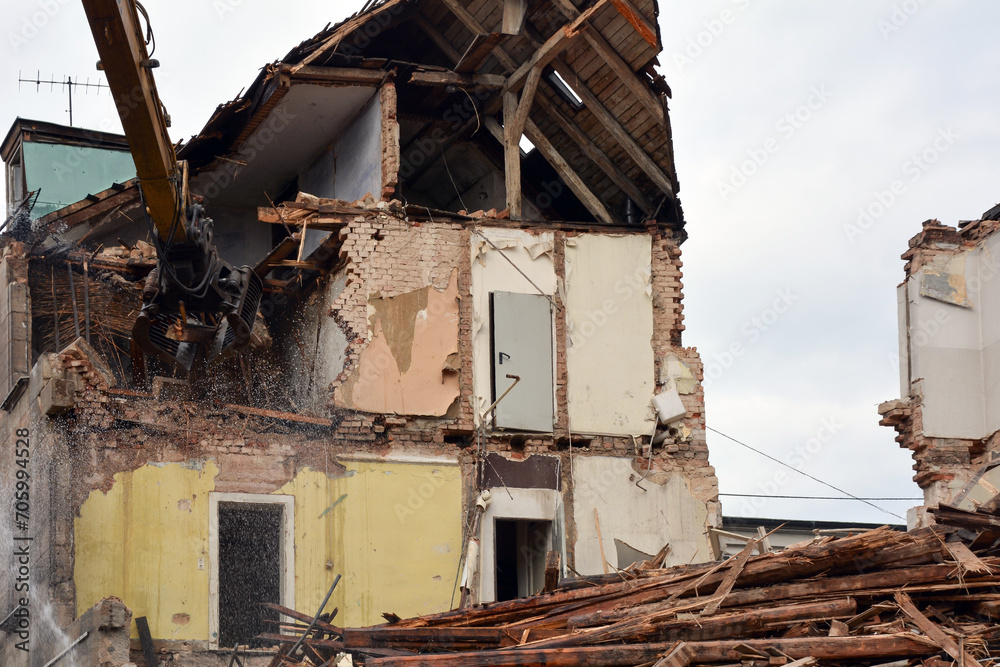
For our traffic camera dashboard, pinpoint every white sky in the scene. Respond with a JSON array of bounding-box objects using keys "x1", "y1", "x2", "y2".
[{"x1": 3, "y1": 1, "x2": 996, "y2": 525}]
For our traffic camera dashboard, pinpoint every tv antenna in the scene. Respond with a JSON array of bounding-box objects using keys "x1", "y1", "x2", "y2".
[{"x1": 18, "y1": 71, "x2": 109, "y2": 127}]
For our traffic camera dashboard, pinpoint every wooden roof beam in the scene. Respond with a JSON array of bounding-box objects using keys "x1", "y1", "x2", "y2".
[
  {"x1": 502, "y1": 0, "x2": 527, "y2": 35},
  {"x1": 409, "y1": 71, "x2": 506, "y2": 90},
  {"x1": 505, "y1": 0, "x2": 607, "y2": 94},
  {"x1": 456, "y1": 32, "x2": 504, "y2": 73},
  {"x1": 550, "y1": 57, "x2": 675, "y2": 197},
  {"x1": 452, "y1": 0, "x2": 676, "y2": 199},
  {"x1": 413, "y1": 15, "x2": 462, "y2": 63},
  {"x1": 534, "y1": 95, "x2": 654, "y2": 215},
  {"x1": 486, "y1": 117, "x2": 614, "y2": 225},
  {"x1": 550, "y1": 0, "x2": 665, "y2": 124}
]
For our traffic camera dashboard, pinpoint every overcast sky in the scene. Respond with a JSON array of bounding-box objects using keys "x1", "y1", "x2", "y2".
[{"x1": 3, "y1": 1, "x2": 995, "y2": 525}]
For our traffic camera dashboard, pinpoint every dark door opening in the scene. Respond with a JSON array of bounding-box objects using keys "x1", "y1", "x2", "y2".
[
  {"x1": 494, "y1": 519, "x2": 552, "y2": 601},
  {"x1": 218, "y1": 503, "x2": 283, "y2": 648}
]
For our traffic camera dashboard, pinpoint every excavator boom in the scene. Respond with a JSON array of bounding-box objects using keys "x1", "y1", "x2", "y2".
[
  {"x1": 82, "y1": 0, "x2": 183, "y2": 244},
  {"x1": 81, "y1": 0, "x2": 262, "y2": 369}
]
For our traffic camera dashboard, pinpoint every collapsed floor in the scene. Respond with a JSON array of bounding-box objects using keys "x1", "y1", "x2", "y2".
[{"x1": 264, "y1": 504, "x2": 1000, "y2": 667}]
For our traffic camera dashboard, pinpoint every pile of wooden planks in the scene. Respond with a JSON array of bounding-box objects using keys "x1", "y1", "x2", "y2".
[{"x1": 265, "y1": 515, "x2": 1000, "y2": 667}]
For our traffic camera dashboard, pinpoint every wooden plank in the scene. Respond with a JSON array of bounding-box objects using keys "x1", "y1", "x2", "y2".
[
  {"x1": 439, "y1": 0, "x2": 519, "y2": 70},
  {"x1": 502, "y1": 0, "x2": 527, "y2": 34},
  {"x1": 700, "y1": 538, "x2": 757, "y2": 616},
  {"x1": 523, "y1": 118, "x2": 614, "y2": 224},
  {"x1": 456, "y1": 32, "x2": 505, "y2": 73},
  {"x1": 365, "y1": 636, "x2": 939, "y2": 667},
  {"x1": 608, "y1": 0, "x2": 658, "y2": 48},
  {"x1": 543, "y1": 551, "x2": 561, "y2": 592},
  {"x1": 254, "y1": 235, "x2": 301, "y2": 277},
  {"x1": 343, "y1": 627, "x2": 510, "y2": 649},
  {"x1": 894, "y1": 591, "x2": 978, "y2": 666},
  {"x1": 283, "y1": 64, "x2": 389, "y2": 86},
  {"x1": 409, "y1": 71, "x2": 506, "y2": 89},
  {"x1": 293, "y1": 0, "x2": 410, "y2": 69},
  {"x1": 224, "y1": 403, "x2": 333, "y2": 427}
]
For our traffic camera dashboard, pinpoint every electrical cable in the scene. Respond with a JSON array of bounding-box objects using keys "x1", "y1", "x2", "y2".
[
  {"x1": 720, "y1": 493, "x2": 922, "y2": 501},
  {"x1": 706, "y1": 426, "x2": 906, "y2": 521}
]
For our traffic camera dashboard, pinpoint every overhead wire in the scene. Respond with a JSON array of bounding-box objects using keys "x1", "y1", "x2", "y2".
[{"x1": 706, "y1": 425, "x2": 907, "y2": 521}]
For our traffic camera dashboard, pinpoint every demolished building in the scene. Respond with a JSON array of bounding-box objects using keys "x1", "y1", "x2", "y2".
[
  {"x1": 880, "y1": 209, "x2": 1000, "y2": 527},
  {"x1": 0, "y1": 0, "x2": 719, "y2": 662}
]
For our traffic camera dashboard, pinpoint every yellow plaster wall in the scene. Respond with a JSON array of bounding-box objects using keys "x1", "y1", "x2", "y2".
[
  {"x1": 280, "y1": 461, "x2": 463, "y2": 627},
  {"x1": 74, "y1": 458, "x2": 462, "y2": 640},
  {"x1": 75, "y1": 461, "x2": 218, "y2": 640}
]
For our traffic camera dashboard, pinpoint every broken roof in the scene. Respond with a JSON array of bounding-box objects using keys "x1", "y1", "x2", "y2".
[{"x1": 178, "y1": 0, "x2": 683, "y2": 232}]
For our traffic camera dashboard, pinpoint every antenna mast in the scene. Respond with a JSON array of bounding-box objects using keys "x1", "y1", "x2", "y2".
[{"x1": 17, "y1": 70, "x2": 109, "y2": 126}]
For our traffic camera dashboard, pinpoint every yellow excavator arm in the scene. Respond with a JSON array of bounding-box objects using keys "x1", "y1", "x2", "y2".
[
  {"x1": 81, "y1": 0, "x2": 262, "y2": 369},
  {"x1": 82, "y1": 0, "x2": 184, "y2": 244}
]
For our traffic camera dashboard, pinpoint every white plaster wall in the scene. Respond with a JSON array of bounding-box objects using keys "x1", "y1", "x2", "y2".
[
  {"x1": 901, "y1": 250, "x2": 996, "y2": 439},
  {"x1": 565, "y1": 234, "x2": 655, "y2": 436},
  {"x1": 478, "y1": 488, "x2": 561, "y2": 602},
  {"x1": 470, "y1": 228, "x2": 556, "y2": 424},
  {"x1": 572, "y1": 456, "x2": 710, "y2": 573},
  {"x1": 979, "y1": 234, "x2": 1000, "y2": 435}
]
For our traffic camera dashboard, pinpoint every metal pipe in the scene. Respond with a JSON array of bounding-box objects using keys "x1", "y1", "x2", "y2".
[
  {"x1": 479, "y1": 374, "x2": 520, "y2": 423},
  {"x1": 288, "y1": 573, "x2": 341, "y2": 657},
  {"x1": 42, "y1": 631, "x2": 89, "y2": 667}
]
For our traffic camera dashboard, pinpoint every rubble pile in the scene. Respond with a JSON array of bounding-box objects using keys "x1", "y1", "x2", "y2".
[{"x1": 265, "y1": 512, "x2": 1000, "y2": 667}]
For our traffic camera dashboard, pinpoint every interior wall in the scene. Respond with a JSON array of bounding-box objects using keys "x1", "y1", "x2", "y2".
[
  {"x1": 209, "y1": 204, "x2": 273, "y2": 268},
  {"x1": 565, "y1": 234, "x2": 655, "y2": 435},
  {"x1": 335, "y1": 94, "x2": 382, "y2": 202},
  {"x1": 469, "y1": 228, "x2": 556, "y2": 423},
  {"x1": 571, "y1": 455, "x2": 711, "y2": 574},
  {"x1": 335, "y1": 270, "x2": 461, "y2": 416}
]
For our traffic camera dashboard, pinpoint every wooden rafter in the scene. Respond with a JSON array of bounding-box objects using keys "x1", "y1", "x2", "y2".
[
  {"x1": 501, "y1": 0, "x2": 527, "y2": 35},
  {"x1": 550, "y1": 0, "x2": 665, "y2": 124},
  {"x1": 504, "y1": 0, "x2": 607, "y2": 94},
  {"x1": 609, "y1": 0, "x2": 658, "y2": 48},
  {"x1": 439, "y1": 0, "x2": 676, "y2": 204}
]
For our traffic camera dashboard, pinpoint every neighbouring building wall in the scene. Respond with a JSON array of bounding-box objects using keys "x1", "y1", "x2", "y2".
[
  {"x1": 20, "y1": 141, "x2": 135, "y2": 219},
  {"x1": 881, "y1": 218, "x2": 1000, "y2": 519}
]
